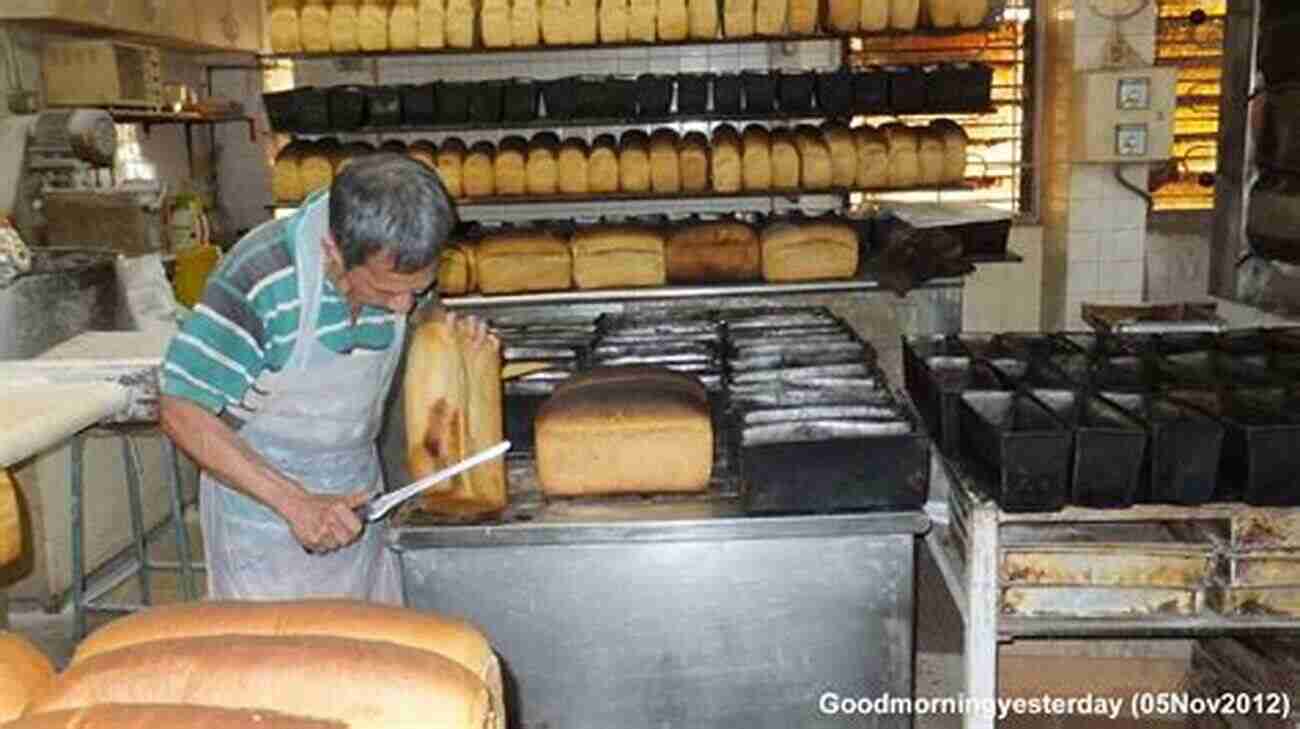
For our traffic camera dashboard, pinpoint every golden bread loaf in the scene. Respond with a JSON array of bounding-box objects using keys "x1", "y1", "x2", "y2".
[
  {"x1": 0, "y1": 631, "x2": 54, "y2": 722},
  {"x1": 649, "y1": 129, "x2": 682, "y2": 193},
  {"x1": 329, "y1": 0, "x2": 361, "y2": 51},
  {"x1": 417, "y1": 0, "x2": 447, "y2": 47},
  {"x1": 755, "y1": 0, "x2": 787, "y2": 35},
  {"x1": 858, "y1": 0, "x2": 887, "y2": 30},
  {"x1": 463, "y1": 141, "x2": 497, "y2": 198},
  {"x1": 436, "y1": 138, "x2": 467, "y2": 198},
  {"x1": 761, "y1": 220, "x2": 859, "y2": 282},
  {"x1": 390, "y1": 1, "x2": 420, "y2": 48},
  {"x1": 300, "y1": 0, "x2": 332, "y2": 51},
  {"x1": 31, "y1": 635, "x2": 498, "y2": 729},
  {"x1": 476, "y1": 230, "x2": 572, "y2": 293},
  {"x1": 881, "y1": 123, "x2": 921, "y2": 188},
  {"x1": 658, "y1": 0, "x2": 690, "y2": 40},
  {"x1": 665, "y1": 220, "x2": 761, "y2": 283},
  {"x1": 679, "y1": 131, "x2": 711, "y2": 191},
  {"x1": 269, "y1": 5, "x2": 303, "y2": 52},
  {"x1": 494, "y1": 136, "x2": 528, "y2": 195},
  {"x1": 3, "y1": 705, "x2": 346, "y2": 729},
  {"x1": 558, "y1": 138, "x2": 591, "y2": 195},
  {"x1": 853, "y1": 125, "x2": 888, "y2": 189},
  {"x1": 405, "y1": 314, "x2": 506, "y2": 518},
  {"x1": 536, "y1": 367, "x2": 713, "y2": 495},
  {"x1": 930, "y1": 118, "x2": 968, "y2": 183},
  {"x1": 619, "y1": 130, "x2": 651, "y2": 193},
  {"x1": 794, "y1": 125, "x2": 832, "y2": 189},
  {"x1": 822, "y1": 122, "x2": 858, "y2": 189},
  {"x1": 825, "y1": 0, "x2": 858, "y2": 31},
  {"x1": 570, "y1": 225, "x2": 666, "y2": 289},
  {"x1": 358, "y1": 0, "x2": 391, "y2": 51},
  {"x1": 526, "y1": 132, "x2": 560, "y2": 195},
  {"x1": 437, "y1": 243, "x2": 478, "y2": 295},
  {"x1": 740, "y1": 124, "x2": 772, "y2": 191},
  {"x1": 589, "y1": 134, "x2": 621, "y2": 192},
  {"x1": 710, "y1": 124, "x2": 742, "y2": 192},
  {"x1": 599, "y1": 0, "x2": 629, "y2": 41},
  {"x1": 512, "y1": 0, "x2": 542, "y2": 44},
  {"x1": 688, "y1": 0, "x2": 719, "y2": 38},
  {"x1": 769, "y1": 128, "x2": 800, "y2": 189},
  {"x1": 480, "y1": 0, "x2": 512, "y2": 46},
  {"x1": 723, "y1": 0, "x2": 756, "y2": 36}
]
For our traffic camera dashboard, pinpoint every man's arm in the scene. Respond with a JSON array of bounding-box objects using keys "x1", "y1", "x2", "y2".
[{"x1": 160, "y1": 395, "x2": 367, "y2": 553}]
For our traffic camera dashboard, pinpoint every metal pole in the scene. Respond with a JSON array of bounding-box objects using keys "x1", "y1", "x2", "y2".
[
  {"x1": 69, "y1": 432, "x2": 86, "y2": 639},
  {"x1": 119, "y1": 432, "x2": 152, "y2": 606},
  {"x1": 1209, "y1": 0, "x2": 1261, "y2": 299}
]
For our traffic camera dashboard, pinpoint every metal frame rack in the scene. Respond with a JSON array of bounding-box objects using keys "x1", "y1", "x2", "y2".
[{"x1": 926, "y1": 454, "x2": 1300, "y2": 729}]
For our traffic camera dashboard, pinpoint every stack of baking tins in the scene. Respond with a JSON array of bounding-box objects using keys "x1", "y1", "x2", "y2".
[
  {"x1": 905, "y1": 327, "x2": 1300, "y2": 513},
  {"x1": 495, "y1": 320, "x2": 596, "y2": 450},
  {"x1": 723, "y1": 307, "x2": 929, "y2": 514}
]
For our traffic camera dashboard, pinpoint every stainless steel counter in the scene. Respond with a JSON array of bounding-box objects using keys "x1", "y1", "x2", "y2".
[{"x1": 392, "y1": 458, "x2": 928, "y2": 729}]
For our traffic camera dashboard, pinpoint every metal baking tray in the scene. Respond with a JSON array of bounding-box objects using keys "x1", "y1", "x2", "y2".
[
  {"x1": 729, "y1": 378, "x2": 893, "y2": 408},
  {"x1": 735, "y1": 400, "x2": 929, "y2": 514},
  {"x1": 729, "y1": 341, "x2": 870, "y2": 371},
  {"x1": 958, "y1": 390, "x2": 1073, "y2": 513},
  {"x1": 729, "y1": 362, "x2": 874, "y2": 385},
  {"x1": 1030, "y1": 390, "x2": 1149, "y2": 509},
  {"x1": 719, "y1": 307, "x2": 843, "y2": 331}
]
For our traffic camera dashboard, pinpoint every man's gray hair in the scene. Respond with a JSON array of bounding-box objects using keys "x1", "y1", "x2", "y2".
[{"x1": 328, "y1": 153, "x2": 456, "y2": 273}]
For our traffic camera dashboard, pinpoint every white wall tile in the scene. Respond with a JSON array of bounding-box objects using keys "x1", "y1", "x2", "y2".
[
  {"x1": 1068, "y1": 232, "x2": 1101, "y2": 262},
  {"x1": 1068, "y1": 261, "x2": 1101, "y2": 293},
  {"x1": 1103, "y1": 259, "x2": 1145, "y2": 295}
]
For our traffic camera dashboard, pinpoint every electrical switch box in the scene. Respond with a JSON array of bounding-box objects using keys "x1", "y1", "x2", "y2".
[{"x1": 1072, "y1": 66, "x2": 1178, "y2": 163}]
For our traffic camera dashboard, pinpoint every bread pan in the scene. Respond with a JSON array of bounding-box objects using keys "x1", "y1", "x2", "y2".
[
  {"x1": 1103, "y1": 394, "x2": 1225, "y2": 506},
  {"x1": 958, "y1": 391, "x2": 1072, "y2": 512},
  {"x1": 1030, "y1": 390, "x2": 1149, "y2": 509},
  {"x1": 1174, "y1": 388, "x2": 1300, "y2": 506}
]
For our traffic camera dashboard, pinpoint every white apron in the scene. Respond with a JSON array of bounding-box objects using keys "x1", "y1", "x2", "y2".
[{"x1": 199, "y1": 196, "x2": 405, "y2": 603}]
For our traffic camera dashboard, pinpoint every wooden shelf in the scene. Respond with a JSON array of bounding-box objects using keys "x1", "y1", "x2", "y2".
[{"x1": 109, "y1": 111, "x2": 257, "y2": 142}]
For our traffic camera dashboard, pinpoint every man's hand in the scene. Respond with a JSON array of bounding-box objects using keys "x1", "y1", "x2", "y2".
[
  {"x1": 281, "y1": 488, "x2": 371, "y2": 554},
  {"x1": 446, "y1": 310, "x2": 497, "y2": 349}
]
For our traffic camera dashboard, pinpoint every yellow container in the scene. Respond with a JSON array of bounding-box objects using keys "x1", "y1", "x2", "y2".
[{"x1": 174, "y1": 242, "x2": 221, "y2": 308}]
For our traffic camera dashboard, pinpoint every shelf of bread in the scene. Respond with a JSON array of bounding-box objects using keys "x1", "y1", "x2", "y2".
[
  {"x1": 272, "y1": 119, "x2": 972, "y2": 206},
  {"x1": 268, "y1": 0, "x2": 1004, "y2": 57}
]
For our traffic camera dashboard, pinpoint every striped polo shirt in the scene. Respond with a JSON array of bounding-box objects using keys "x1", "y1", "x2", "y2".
[{"x1": 160, "y1": 194, "x2": 401, "y2": 430}]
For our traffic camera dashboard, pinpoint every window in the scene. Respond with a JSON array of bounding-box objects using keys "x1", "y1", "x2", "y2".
[
  {"x1": 848, "y1": 0, "x2": 1037, "y2": 217},
  {"x1": 1153, "y1": 0, "x2": 1225, "y2": 211}
]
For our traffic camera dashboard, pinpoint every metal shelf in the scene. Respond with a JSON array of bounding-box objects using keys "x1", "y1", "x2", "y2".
[
  {"x1": 109, "y1": 111, "x2": 257, "y2": 177},
  {"x1": 279, "y1": 107, "x2": 997, "y2": 138},
  {"x1": 262, "y1": 27, "x2": 1000, "y2": 61},
  {"x1": 440, "y1": 275, "x2": 965, "y2": 309}
]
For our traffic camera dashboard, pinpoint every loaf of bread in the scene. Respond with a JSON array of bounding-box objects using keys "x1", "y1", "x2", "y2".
[
  {"x1": 599, "y1": 0, "x2": 629, "y2": 41},
  {"x1": 437, "y1": 243, "x2": 478, "y2": 295},
  {"x1": 330, "y1": 0, "x2": 361, "y2": 51},
  {"x1": 822, "y1": 122, "x2": 857, "y2": 189},
  {"x1": 405, "y1": 313, "x2": 506, "y2": 519},
  {"x1": 741, "y1": 124, "x2": 771, "y2": 191},
  {"x1": 924, "y1": 0, "x2": 957, "y2": 27},
  {"x1": 917, "y1": 127, "x2": 946, "y2": 186},
  {"x1": 570, "y1": 225, "x2": 666, "y2": 289},
  {"x1": 272, "y1": 141, "x2": 308, "y2": 203},
  {"x1": 723, "y1": 0, "x2": 755, "y2": 36},
  {"x1": 512, "y1": 0, "x2": 541, "y2": 44},
  {"x1": 930, "y1": 118, "x2": 968, "y2": 183},
  {"x1": 825, "y1": 0, "x2": 858, "y2": 32},
  {"x1": 541, "y1": 0, "x2": 570, "y2": 43},
  {"x1": 300, "y1": 0, "x2": 332, "y2": 51},
  {"x1": 269, "y1": 3, "x2": 303, "y2": 53},
  {"x1": 445, "y1": 0, "x2": 476, "y2": 47},
  {"x1": 436, "y1": 138, "x2": 467, "y2": 198},
  {"x1": 788, "y1": 0, "x2": 818, "y2": 34},
  {"x1": 854, "y1": 125, "x2": 888, "y2": 189},
  {"x1": 794, "y1": 125, "x2": 832, "y2": 189},
  {"x1": 6, "y1": 706, "x2": 348, "y2": 729},
  {"x1": 711, "y1": 124, "x2": 742, "y2": 192},
  {"x1": 476, "y1": 230, "x2": 572, "y2": 293},
  {"x1": 755, "y1": 0, "x2": 787, "y2": 35},
  {"x1": 889, "y1": 0, "x2": 919, "y2": 29},
  {"x1": 31, "y1": 636, "x2": 497, "y2": 729},
  {"x1": 409, "y1": 139, "x2": 438, "y2": 169},
  {"x1": 761, "y1": 221, "x2": 859, "y2": 281},
  {"x1": 526, "y1": 132, "x2": 560, "y2": 195},
  {"x1": 959, "y1": 0, "x2": 987, "y2": 26},
  {"x1": 658, "y1": 0, "x2": 689, "y2": 40},
  {"x1": 558, "y1": 138, "x2": 590, "y2": 195},
  {"x1": 72, "y1": 600, "x2": 499, "y2": 693},
  {"x1": 589, "y1": 134, "x2": 621, "y2": 192},
  {"x1": 649, "y1": 129, "x2": 682, "y2": 193},
  {"x1": 536, "y1": 367, "x2": 713, "y2": 495},
  {"x1": 858, "y1": 0, "x2": 886, "y2": 30},
  {"x1": 619, "y1": 130, "x2": 652, "y2": 193},
  {"x1": 882, "y1": 123, "x2": 920, "y2": 188},
  {"x1": 464, "y1": 141, "x2": 497, "y2": 198},
  {"x1": 494, "y1": 136, "x2": 528, "y2": 195},
  {"x1": 359, "y1": 0, "x2": 391, "y2": 50},
  {"x1": 481, "y1": 0, "x2": 512, "y2": 46},
  {"x1": 688, "y1": 0, "x2": 719, "y2": 38},
  {"x1": 0, "y1": 632, "x2": 54, "y2": 722},
  {"x1": 628, "y1": 0, "x2": 657, "y2": 41},
  {"x1": 572, "y1": 0, "x2": 599, "y2": 42},
  {"x1": 0, "y1": 471, "x2": 18, "y2": 567},
  {"x1": 679, "y1": 131, "x2": 710, "y2": 191},
  {"x1": 418, "y1": 0, "x2": 447, "y2": 47},
  {"x1": 332, "y1": 141, "x2": 375, "y2": 174},
  {"x1": 770, "y1": 128, "x2": 800, "y2": 189},
  {"x1": 299, "y1": 141, "x2": 337, "y2": 195},
  {"x1": 390, "y1": 0, "x2": 419, "y2": 48},
  {"x1": 665, "y1": 220, "x2": 760, "y2": 282}
]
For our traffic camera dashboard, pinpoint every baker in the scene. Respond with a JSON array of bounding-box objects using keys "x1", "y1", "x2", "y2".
[{"x1": 159, "y1": 153, "x2": 484, "y2": 603}]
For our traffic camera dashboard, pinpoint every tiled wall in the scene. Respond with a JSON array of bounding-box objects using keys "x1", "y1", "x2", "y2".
[
  {"x1": 962, "y1": 225, "x2": 1044, "y2": 331},
  {"x1": 1041, "y1": 0, "x2": 1160, "y2": 330}
]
